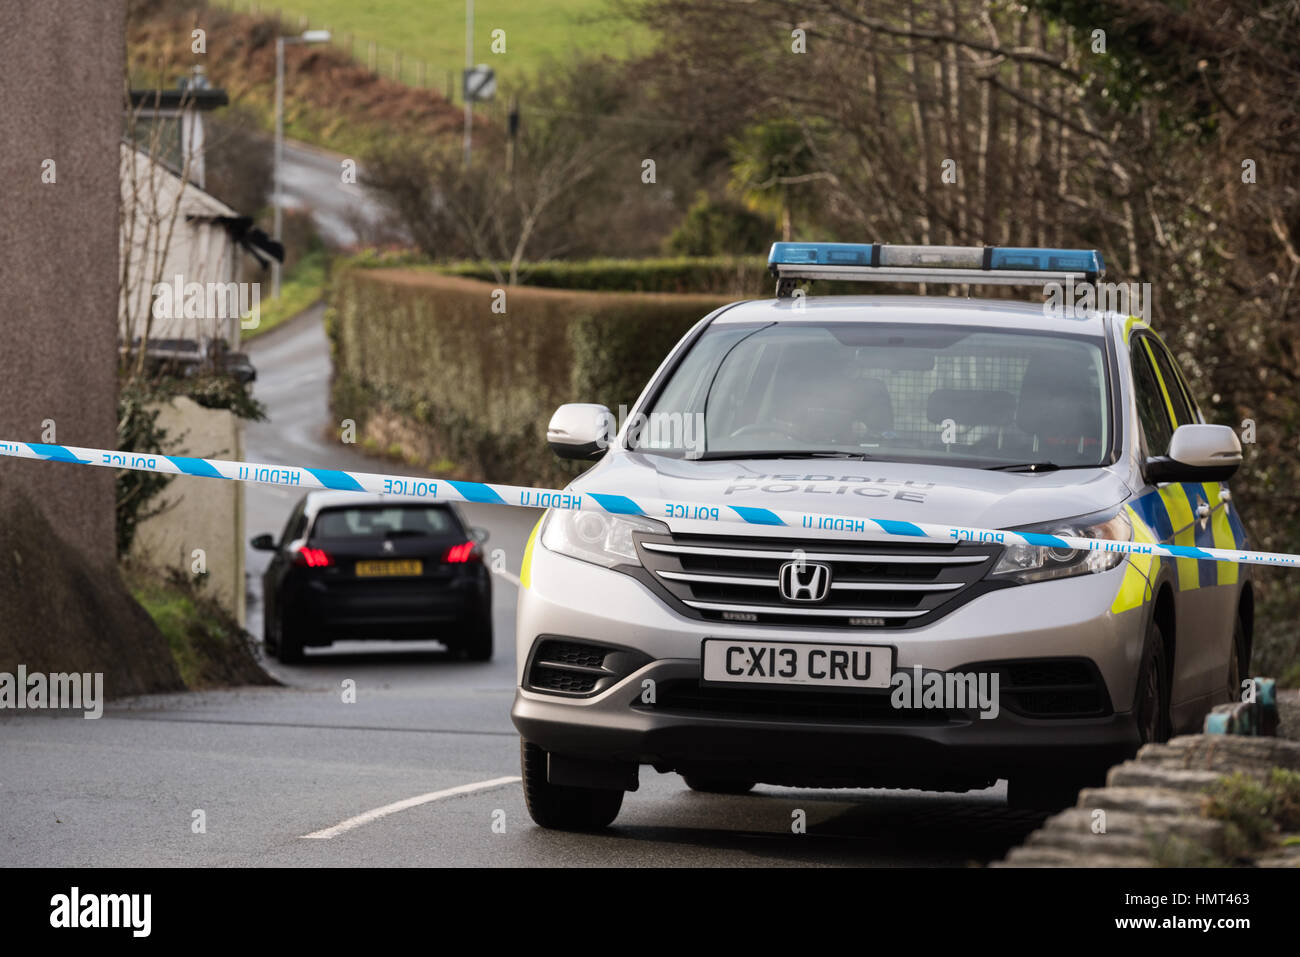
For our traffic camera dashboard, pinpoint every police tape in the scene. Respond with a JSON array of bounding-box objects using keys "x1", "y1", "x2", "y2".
[{"x1": 2, "y1": 439, "x2": 1298, "y2": 570}]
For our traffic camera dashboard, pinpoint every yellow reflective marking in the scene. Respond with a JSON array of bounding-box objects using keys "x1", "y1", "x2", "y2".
[
  {"x1": 1111, "y1": 506, "x2": 1156, "y2": 614},
  {"x1": 1159, "y1": 485, "x2": 1200, "y2": 590},
  {"x1": 1205, "y1": 481, "x2": 1239, "y2": 586},
  {"x1": 1142, "y1": 338, "x2": 1184, "y2": 427},
  {"x1": 1122, "y1": 315, "x2": 1148, "y2": 342},
  {"x1": 518, "y1": 516, "x2": 544, "y2": 590}
]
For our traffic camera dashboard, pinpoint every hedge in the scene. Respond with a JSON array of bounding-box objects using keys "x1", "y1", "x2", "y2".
[
  {"x1": 327, "y1": 267, "x2": 734, "y2": 487},
  {"x1": 435, "y1": 256, "x2": 770, "y2": 295}
]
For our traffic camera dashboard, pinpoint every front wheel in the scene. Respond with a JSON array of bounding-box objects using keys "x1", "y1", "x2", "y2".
[
  {"x1": 520, "y1": 740, "x2": 623, "y2": 830},
  {"x1": 1135, "y1": 618, "x2": 1171, "y2": 745},
  {"x1": 1226, "y1": 611, "x2": 1248, "y2": 704}
]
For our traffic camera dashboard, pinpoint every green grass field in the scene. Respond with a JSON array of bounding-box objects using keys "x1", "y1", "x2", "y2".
[{"x1": 217, "y1": 0, "x2": 648, "y2": 89}]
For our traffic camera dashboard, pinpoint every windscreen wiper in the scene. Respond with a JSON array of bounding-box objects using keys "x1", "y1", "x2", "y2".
[
  {"x1": 696, "y1": 450, "x2": 871, "y2": 461},
  {"x1": 984, "y1": 462, "x2": 1063, "y2": 472}
]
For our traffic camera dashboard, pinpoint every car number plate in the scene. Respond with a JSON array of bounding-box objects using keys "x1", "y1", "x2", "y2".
[
  {"x1": 701, "y1": 639, "x2": 892, "y2": 690},
  {"x1": 355, "y1": 559, "x2": 423, "y2": 578}
]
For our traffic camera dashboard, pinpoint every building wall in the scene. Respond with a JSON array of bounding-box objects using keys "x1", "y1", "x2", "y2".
[
  {"x1": 130, "y1": 399, "x2": 246, "y2": 625},
  {"x1": 0, "y1": 1, "x2": 123, "y2": 566},
  {"x1": 120, "y1": 144, "x2": 246, "y2": 351}
]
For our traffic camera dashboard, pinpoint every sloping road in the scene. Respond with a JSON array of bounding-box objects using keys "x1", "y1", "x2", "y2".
[{"x1": 277, "y1": 139, "x2": 388, "y2": 247}]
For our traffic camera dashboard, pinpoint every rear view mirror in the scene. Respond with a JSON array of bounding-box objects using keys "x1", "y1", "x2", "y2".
[
  {"x1": 250, "y1": 533, "x2": 276, "y2": 551},
  {"x1": 468, "y1": 526, "x2": 489, "y2": 544},
  {"x1": 547, "y1": 403, "x2": 615, "y2": 460},
  {"x1": 1145, "y1": 424, "x2": 1242, "y2": 483}
]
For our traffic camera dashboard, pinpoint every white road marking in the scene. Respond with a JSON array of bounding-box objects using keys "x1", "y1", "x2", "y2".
[
  {"x1": 490, "y1": 567, "x2": 521, "y2": 588},
  {"x1": 300, "y1": 775, "x2": 521, "y2": 839}
]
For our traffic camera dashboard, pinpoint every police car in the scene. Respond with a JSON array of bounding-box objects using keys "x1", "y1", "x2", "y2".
[{"x1": 510, "y1": 243, "x2": 1250, "y2": 828}]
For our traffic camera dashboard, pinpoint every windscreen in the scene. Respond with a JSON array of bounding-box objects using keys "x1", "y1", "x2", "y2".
[
  {"x1": 633, "y1": 322, "x2": 1111, "y2": 468},
  {"x1": 311, "y1": 506, "x2": 460, "y2": 539}
]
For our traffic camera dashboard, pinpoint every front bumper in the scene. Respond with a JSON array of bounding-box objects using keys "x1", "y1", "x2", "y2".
[
  {"x1": 512, "y1": 546, "x2": 1146, "y2": 785},
  {"x1": 514, "y1": 660, "x2": 1138, "y2": 786}
]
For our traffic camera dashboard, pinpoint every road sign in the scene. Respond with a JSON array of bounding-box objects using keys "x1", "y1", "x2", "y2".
[{"x1": 463, "y1": 64, "x2": 496, "y2": 102}]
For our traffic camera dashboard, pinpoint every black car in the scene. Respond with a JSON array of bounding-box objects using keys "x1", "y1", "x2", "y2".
[{"x1": 252, "y1": 492, "x2": 492, "y2": 663}]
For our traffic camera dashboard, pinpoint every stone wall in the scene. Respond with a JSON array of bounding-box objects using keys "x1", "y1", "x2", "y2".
[{"x1": 0, "y1": 0, "x2": 123, "y2": 567}]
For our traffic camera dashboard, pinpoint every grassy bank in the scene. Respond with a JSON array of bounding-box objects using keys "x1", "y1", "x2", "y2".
[
  {"x1": 212, "y1": 0, "x2": 649, "y2": 89},
  {"x1": 127, "y1": 564, "x2": 277, "y2": 690},
  {"x1": 243, "y1": 248, "x2": 330, "y2": 341}
]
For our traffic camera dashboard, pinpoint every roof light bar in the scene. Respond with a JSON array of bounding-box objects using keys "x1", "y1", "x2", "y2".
[{"x1": 768, "y1": 243, "x2": 1105, "y2": 297}]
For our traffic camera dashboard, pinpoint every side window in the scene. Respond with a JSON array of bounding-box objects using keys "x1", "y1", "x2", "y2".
[
  {"x1": 1144, "y1": 339, "x2": 1196, "y2": 426},
  {"x1": 1130, "y1": 341, "x2": 1174, "y2": 455},
  {"x1": 1147, "y1": 339, "x2": 1201, "y2": 424},
  {"x1": 279, "y1": 502, "x2": 305, "y2": 546}
]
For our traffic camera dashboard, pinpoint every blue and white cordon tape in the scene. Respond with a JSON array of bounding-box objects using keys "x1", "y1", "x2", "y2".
[{"x1": 2, "y1": 439, "x2": 1298, "y2": 570}]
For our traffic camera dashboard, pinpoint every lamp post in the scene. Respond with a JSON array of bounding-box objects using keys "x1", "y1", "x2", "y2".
[
  {"x1": 273, "y1": 29, "x2": 331, "y2": 299},
  {"x1": 463, "y1": 0, "x2": 474, "y2": 168}
]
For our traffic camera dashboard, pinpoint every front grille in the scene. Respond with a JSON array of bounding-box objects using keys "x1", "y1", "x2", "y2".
[
  {"x1": 638, "y1": 679, "x2": 967, "y2": 724},
  {"x1": 530, "y1": 666, "x2": 601, "y2": 695},
  {"x1": 635, "y1": 532, "x2": 1001, "y2": 629},
  {"x1": 970, "y1": 657, "x2": 1112, "y2": 718},
  {"x1": 525, "y1": 637, "x2": 651, "y2": 698}
]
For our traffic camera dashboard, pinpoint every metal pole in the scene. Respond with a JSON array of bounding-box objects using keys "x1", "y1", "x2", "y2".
[
  {"x1": 463, "y1": 0, "x2": 473, "y2": 167},
  {"x1": 273, "y1": 36, "x2": 284, "y2": 299}
]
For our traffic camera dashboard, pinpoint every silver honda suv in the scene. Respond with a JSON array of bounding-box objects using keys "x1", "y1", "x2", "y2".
[{"x1": 510, "y1": 243, "x2": 1251, "y2": 829}]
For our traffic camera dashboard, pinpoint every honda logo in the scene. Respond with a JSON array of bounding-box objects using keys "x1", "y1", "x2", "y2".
[{"x1": 778, "y1": 561, "x2": 831, "y2": 602}]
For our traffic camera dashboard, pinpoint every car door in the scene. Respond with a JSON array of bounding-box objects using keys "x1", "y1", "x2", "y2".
[
  {"x1": 264, "y1": 498, "x2": 308, "y2": 623},
  {"x1": 1129, "y1": 333, "x2": 1238, "y2": 714}
]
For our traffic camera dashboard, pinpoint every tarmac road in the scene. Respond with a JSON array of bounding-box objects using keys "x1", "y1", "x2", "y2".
[{"x1": 0, "y1": 308, "x2": 1051, "y2": 867}]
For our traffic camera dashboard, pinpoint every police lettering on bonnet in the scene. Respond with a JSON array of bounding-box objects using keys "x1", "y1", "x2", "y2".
[{"x1": 725, "y1": 473, "x2": 932, "y2": 502}]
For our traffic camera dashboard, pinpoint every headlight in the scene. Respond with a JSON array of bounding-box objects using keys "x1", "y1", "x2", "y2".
[
  {"x1": 540, "y1": 508, "x2": 668, "y2": 568},
  {"x1": 989, "y1": 509, "x2": 1132, "y2": 584}
]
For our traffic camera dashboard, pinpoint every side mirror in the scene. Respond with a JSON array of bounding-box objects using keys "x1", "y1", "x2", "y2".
[
  {"x1": 250, "y1": 533, "x2": 277, "y2": 551},
  {"x1": 547, "y1": 403, "x2": 615, "y2": 460},
  {"x1": 1145, "y1": 424, "x2": 1242, "y2": 483},
  {"x1": 468, "y1": 526, "x2": 489, "y2": 544}
]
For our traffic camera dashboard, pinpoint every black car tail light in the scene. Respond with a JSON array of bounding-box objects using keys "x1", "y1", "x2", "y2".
[
  {"x1": 443, "y1": 541, "x2": 479, "y2": 563},
  {"x1": 294, "y1": 546, "x2": 332, "y2": 568}
]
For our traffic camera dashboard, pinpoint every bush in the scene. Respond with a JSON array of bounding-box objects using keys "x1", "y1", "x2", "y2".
[
  {"x1": 1206, "y1": 769, "x2": 1300, "y2": 851},
  {"x1": 665, "y1": 193, "x2": 777, "y2": 256},
  {"x1": 327, "y1": 265, "x2": 733, "y2": 487}
]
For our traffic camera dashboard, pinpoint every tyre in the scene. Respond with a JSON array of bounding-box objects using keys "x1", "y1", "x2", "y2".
[
  {"x1": 459, "y1": 608, "x2": 493, "y2": 662},
  {"x1": 262, "y1": 605, "x2": 278, "y2": 656},
  {"x1": 274, "y1": 610, "x2": 305, "y2": 664},
  {"x1": 682, "y1": 775, "x2": 756, "y2": 795},
  {"x1": 520, "y1": 740, "x2": 623, "y2": 830},
  {"x1": 1226, "y1": 610, "x2": 1248, "y2": 704},
  {"x1": 1135, "y1": 618, "x2": 1171, "y2": 745}
]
